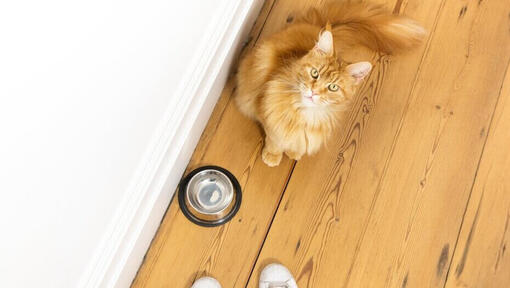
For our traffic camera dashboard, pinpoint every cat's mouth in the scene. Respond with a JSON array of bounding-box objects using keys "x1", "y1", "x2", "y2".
[
  {"x1": 302, "y1": 95, "x2": 314, "y2": 104},
  {"x1": 301, "y1": 89, "x2": 321, "y2": 106},
  {"x1": 302, "y1": 94, "x2": 320, "y2": 106}
]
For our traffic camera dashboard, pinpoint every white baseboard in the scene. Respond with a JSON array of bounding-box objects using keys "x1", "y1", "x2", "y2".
[{"x1": 78, "y1": 1, "x2": 264, "y2": 287}]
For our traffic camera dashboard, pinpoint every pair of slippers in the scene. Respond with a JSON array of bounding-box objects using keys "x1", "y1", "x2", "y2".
[{"x1": 191, "y1": 263, "x2": 298, "y2": 288}]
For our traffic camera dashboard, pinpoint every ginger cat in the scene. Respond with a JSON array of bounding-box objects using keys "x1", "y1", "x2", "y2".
[{"x1": 236, "y1": 1, "x2": 425, "y2": 167}]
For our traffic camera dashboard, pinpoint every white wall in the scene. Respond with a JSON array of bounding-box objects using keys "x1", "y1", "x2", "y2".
[{"x1": 0, "y1": 0, "x2": 260, "y2": 287}]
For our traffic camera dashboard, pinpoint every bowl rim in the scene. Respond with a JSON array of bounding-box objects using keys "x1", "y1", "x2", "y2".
[
  {"x1": 178, "y1": 165, "x2": 242, "y2": 227},
  {"x1": 185, "y1": 168, "x2": 234, "y2": 215}
]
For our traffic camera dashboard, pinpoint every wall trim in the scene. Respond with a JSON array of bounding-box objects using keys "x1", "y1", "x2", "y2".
[{"x1": 78, "y1": 1, "x2": 264, "y2": 287}]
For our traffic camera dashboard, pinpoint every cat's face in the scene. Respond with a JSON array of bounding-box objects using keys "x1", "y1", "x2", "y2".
[
  {"x1": 291, "y1": 29, "x2": 372, "y2": 110},
  {"x1": 295, "y1": 51, "x2": 346, "y2": 108}
]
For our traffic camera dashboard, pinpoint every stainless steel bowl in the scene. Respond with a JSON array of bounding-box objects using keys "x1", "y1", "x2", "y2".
[{"x1": 179, "y1": 166, "x2": 241, "y2": 227}]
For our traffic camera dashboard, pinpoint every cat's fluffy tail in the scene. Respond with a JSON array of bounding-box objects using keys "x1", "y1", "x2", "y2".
[{"x1": 300, "y1": 1, "x2": 426, "y2": 54}]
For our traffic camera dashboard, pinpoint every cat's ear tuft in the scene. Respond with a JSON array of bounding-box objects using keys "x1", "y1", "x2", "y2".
[
  {"x1": 314, "y1": 24, "x2": 334, "y2": 56},
  {"x1": 346, "y1": 61, "x2": 372, "y2": 84}
]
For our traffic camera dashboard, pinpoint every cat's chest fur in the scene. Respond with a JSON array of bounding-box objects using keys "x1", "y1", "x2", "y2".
[{"x1": 282, "y1": 110, "x2": 334, "y2": 155}]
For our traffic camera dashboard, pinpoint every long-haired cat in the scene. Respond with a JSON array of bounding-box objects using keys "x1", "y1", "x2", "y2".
[{"x1": 236, "y1": 1, "x2": 425, "y2": 166}]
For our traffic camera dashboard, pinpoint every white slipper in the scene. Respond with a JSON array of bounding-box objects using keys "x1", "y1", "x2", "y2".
[
  {"x1": 259, "y1": 263, "x2": 298, "y2": 288},
  {"x1": 191, "y1": 277, "x2": 222, "y2": 288}
]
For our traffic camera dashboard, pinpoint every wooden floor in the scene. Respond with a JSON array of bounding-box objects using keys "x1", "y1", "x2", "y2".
[{"x1": 132, "y1": 0, "x2": 510, "y2": 287}]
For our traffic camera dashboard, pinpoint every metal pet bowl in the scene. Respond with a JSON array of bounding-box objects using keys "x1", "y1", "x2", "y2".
[{"x1": 178, "y1": 166, "x2": 242, "y2": 227}]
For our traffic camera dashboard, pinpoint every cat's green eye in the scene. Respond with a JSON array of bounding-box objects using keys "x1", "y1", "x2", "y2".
[
  {"x1": 310, "y1": 68, "x2": 319, "y2": 79},
  {"x1": 328, "y1": 83, "x2": 339, "y2": 92}
]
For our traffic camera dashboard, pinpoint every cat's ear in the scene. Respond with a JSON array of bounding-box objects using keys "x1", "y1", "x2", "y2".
[
  {"x1": 314, "y1": 23, "x2": 334, "y2": 56},
  {"x1": 346, "y1": 61, "x2": 372, "y2": 84}
]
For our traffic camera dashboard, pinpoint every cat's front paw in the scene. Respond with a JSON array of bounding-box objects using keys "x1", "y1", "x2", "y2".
[{"x1": 262, "y1": 149, "x2": 282, "y2": 167}]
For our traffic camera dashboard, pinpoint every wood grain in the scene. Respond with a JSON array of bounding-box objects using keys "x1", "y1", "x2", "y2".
[
  {"x1": 246, "y1": 0, "x2": 510, "y2": 287},
  {"x1": 340, "y1": 1, "x2": 510, "y2": 287},
  {"x1": 444, "y1": 62, "x2": 510, "y2": 288}
]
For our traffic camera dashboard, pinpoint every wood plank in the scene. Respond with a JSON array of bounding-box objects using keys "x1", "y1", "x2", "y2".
[
  {"x1": 444, "y1": 62, "x2": 510, "y2": 288},
  {"x1": 132, "y1": 1, "x2": 299, "y2": 287},
  {"x1": 247, "y1": 0, "x2": 510, "y2": 287}
]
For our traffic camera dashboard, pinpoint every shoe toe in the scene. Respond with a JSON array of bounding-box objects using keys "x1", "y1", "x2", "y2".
[
  {"x1": 259, "y1": 263, "x2": 297, "y2": 288},
  {"x1": 191, "y1": 277, "x2": 222, "y2": 288}
]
